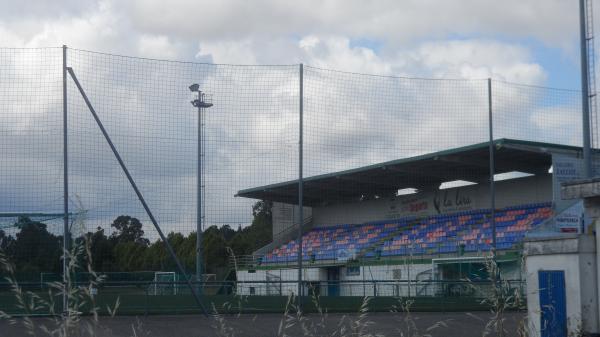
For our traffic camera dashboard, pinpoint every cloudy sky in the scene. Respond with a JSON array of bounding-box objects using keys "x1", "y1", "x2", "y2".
[
  {"x1": 0, "y1": 0, "x2": 592, "y2": 235},
  {"x1": 0, "y1": 0, "x2": 590, "y2": 87}
]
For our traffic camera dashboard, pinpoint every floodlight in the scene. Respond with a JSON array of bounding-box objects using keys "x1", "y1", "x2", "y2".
[
  {"x1": 189, "y1": 83, "x2": 200, "y2": 92},
  {"x1": 191, "y1": 100, "x2": 213, "y2": 108}
]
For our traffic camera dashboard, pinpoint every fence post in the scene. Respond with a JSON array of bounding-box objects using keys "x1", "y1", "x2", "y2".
[
  {"x1": 297, "y1": 63, "x2": 304, "y2": 305},
  {"x1": 488, "y1": 78, "x2": 496, "y2": 253},
  {"x1": 580, "y1": 0, "x2": 593, "y2": 178},
  {"x1": 62, "y1": 44, "x2": 69, "y2": 317},
  {"x1": 66, "y1": 68, "x2": 208, "y2": 317}
]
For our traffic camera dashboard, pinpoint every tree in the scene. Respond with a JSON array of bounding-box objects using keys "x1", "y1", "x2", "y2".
[
  {"x1": 113, "y1": 241, "x2": 147, "y2": 272},
  {"x1": 0, "y1": 229, "x2": 14, "y2": 253},
  {"x1": 229, "y1": 200, "x2": 273, "y2": 256},
  {"x1": 110, "y1": 215, "x2": 150, "y2": 246},
  {"x1": 219, "y1": 225, "x2": 236, "y2": 242},
  {"x1": 202, "y1": 226, "x2": 229, "y2": 275},
  {"x1": 11, "y1": 217, "x2": 61, "y2": 276},
  {"x1": 85, "y1": 227, "x2": 116, "y2": 271}
]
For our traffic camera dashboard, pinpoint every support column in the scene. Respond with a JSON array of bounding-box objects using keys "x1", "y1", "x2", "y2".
[
  {"x1": 62, "y1": 44, "x2": 69, "y2": 315},
  {"x1": 297, "y1": 63, "x2": 304, "y2": 303}
]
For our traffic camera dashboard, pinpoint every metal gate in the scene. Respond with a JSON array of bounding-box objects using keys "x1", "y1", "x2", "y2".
[{"x1": 539, "y1": 270, "x2": 567, "y2": 337}]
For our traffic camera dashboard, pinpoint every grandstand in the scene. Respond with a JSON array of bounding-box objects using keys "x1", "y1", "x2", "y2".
[
  {"x1": 262, "y1": 203, "x2": 552, "y2": 264},
  {"x1": 234, "y1": 139, "x2": 587, "y2": 296}
]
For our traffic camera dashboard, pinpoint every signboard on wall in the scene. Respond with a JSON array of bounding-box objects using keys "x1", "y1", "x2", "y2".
[
  {"x1": 550, "y1": 154, "x2": 600, "y2": 234},
  {"x1": 432, "y1": 189, "x2": 473, "y2": 214},
  {"x1": 552, "y1": 155, "x2": 583, "y2": 210},
  {"x1": 386, "y1": 189, "x2": 474, "y2": 219},
  {"x1": 552, "y1": 154, "x2": 600, "y2": 201},
  {"x1": 554, "y1": 201, "x2": 583, "y2": 233},
  {"x1": 387, "y1": 196, "x2": 430, "y2": 219},
  {"x1": 336, "y1": 248, "x2": 356, "y2": 262}
]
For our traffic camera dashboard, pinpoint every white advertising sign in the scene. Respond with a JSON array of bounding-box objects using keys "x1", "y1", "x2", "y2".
[{"x1": 554, "y1": 201, "x2": 583, "y2": 233}]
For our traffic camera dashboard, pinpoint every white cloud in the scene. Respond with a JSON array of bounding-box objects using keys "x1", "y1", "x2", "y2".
[
  {"x1": 137, "y1": 35, "x2": 180, "y2": 60},
  {"x1": 398, "y1": 40, "x2": 547, "y2": 83},
  {"x1": 0, "y1": 0, "x2": 587, "y2": 235},
  {"x1": 299, "y1": 35, "x2": 392, "y2": 75},
  {"x1": 197, "y1": 39, "x2": 259, "y2": 65},
  {"x1": 124, "y1": 0, "x2": 579, "y2": 50}
]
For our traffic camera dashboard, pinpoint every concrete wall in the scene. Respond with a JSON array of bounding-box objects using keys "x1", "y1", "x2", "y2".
[
  {"x1": 311, "y1": 174, "x2": 551, "y2": 226},
  {"x1": 524, "y1": 235, "x2": 598, "y2": 336},
  {"x1": 272, "y1": 202, "x2": 312, "y2": 242},
  {"x1": 337, "y1": 264, "x2": 432, "y2": 297},
  {"x1": 270, "y1": 174, "x2": 551, "y2": 239},
  {"x1": 236, "y1": 267, "x2": 325, "y2": 296},
  {"x1": 237, "y1": 263, "x2": 433, "y2": 297},
  {"x1": 526, "y1": 254, "x2": 583, "y2": 334}
]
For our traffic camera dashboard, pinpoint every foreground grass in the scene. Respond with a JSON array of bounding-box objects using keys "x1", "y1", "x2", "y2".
[{"x1": 0, "y1": 239, "x2": 533, "y2": 336}]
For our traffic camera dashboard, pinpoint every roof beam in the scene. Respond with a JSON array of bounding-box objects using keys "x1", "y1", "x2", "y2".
[
  {"x1": 436, "y1": 154, "x2": 546, "y2": 174},
  {"x1": 334, "y1": 174, "x2": 401, "y2": 190},
  {"x1": 384, "y1": 165, "x2": 450, "y2": 182}
]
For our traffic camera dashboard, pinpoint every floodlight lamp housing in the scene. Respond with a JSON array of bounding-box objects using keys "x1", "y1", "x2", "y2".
[
  {"x1": 191, "y1": 100, "x2": 213, "y2": 108},
  {"x1": 189, "y1": 83, "x2": 200, "y2": 92}
]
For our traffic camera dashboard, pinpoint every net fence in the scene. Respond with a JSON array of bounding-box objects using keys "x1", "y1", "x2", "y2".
[{"x1": 0, "y1": 46, "x2": 594, "y2": 314}]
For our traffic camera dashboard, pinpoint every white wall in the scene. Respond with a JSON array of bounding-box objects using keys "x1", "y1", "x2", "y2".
[
  {"x1": 525, "y1": 235, "x2": 599, "y2": 336},
  {"x1": 336, "y1": 264, "x2": 432, "y2": 297},
  {"x1": 236, "y1": 267, "x2": 325, "y2": 296},
  {"x1": 311, "y1": 174, "x2": 551, "y2": 226},
  {"x1": 237, "y1": 263, "x2": 433, "y2": 297},
  {"x1": 526, "y1": 254, "x2": 582, "y2": 334}
]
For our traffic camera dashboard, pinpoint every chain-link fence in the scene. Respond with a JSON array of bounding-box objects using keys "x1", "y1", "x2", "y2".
[{"x1": 0, "y1": 46, "x2": 593, "y2": 315}]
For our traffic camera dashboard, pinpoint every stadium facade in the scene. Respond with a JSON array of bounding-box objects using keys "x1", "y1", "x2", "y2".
[{"x1": 234, "y1": 139, "x2": 590, "y2": 297}]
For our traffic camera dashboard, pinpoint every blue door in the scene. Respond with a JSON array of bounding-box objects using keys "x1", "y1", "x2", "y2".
[
  {"x1": 327, "y1": 267, "x2": 340, "y2": 296},
  {"x1": 539, "y1": 270, "x2": 567, "y2": 337}
]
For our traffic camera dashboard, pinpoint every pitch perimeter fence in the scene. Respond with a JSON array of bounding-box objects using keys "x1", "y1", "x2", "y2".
[
  {"x1": 0, "y1": 279, "x2": 523, "y2": 315},
  {"x1": 0, "y1": 46, "x2": 591, "y2": 315}
]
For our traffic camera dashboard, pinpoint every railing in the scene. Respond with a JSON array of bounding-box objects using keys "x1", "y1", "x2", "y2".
[
  {"x1": 231, "y1": 247, "x2": 522, "y2": 271},
  {"x1": 0, "y1": 279, "x2": 525, "y2": 298},
  {"x1": 0, "y1": 279, "x2": 526, "y2": 316},
  {"x1": 231, "y1": 279, "x2": 525, "y2": 299},
  {"x1": 254, "y1": 216, "x2": 315, "y2": 256}
]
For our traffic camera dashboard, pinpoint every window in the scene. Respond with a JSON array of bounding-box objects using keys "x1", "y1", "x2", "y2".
[
  {"x1": 392, "y1": 269, "x2": 402, "y2": 280},
  {"x1": 249, "y1": 287, "x2": 256, "y2": 295},
  {"x1": 346, "y1": 266, "x2": 360, "y2": 276},
  {"x1": 439, "y1": 180, "x2": 477, "y2": 189}
]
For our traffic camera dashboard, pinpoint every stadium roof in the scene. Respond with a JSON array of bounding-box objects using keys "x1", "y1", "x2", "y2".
[{"x1": 236, "y1": 139, "x2": 583, "y2": 206}]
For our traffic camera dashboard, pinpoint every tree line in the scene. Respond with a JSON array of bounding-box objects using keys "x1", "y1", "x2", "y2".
[{"x1": 0, "y1": 201, "x2": 272, "y2": 281}]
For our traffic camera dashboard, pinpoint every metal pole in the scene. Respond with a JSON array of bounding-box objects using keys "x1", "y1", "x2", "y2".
[
  {"x1": 488, "y1": 78, "x2": 497, "y2": 253},
  {"x1": 62, "y1": 45, "x2": 69, "y2": 316},
  {"x1": 581, "y1": 0, "x2": 592, "y2": 178},
  {"x1": 196, "y1": 91, "x2": 203, "y2": 294},
  {"x1": 66, "y1": 68, "x2": 208, "y2": 317},
  {"x1": 297, "y1": 64, "x2": 304, "y2": 303}
]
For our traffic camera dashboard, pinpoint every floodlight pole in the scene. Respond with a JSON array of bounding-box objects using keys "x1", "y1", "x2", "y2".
[{"x1": 191, "y1": 88, "x2": 212, "y2": 294}]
